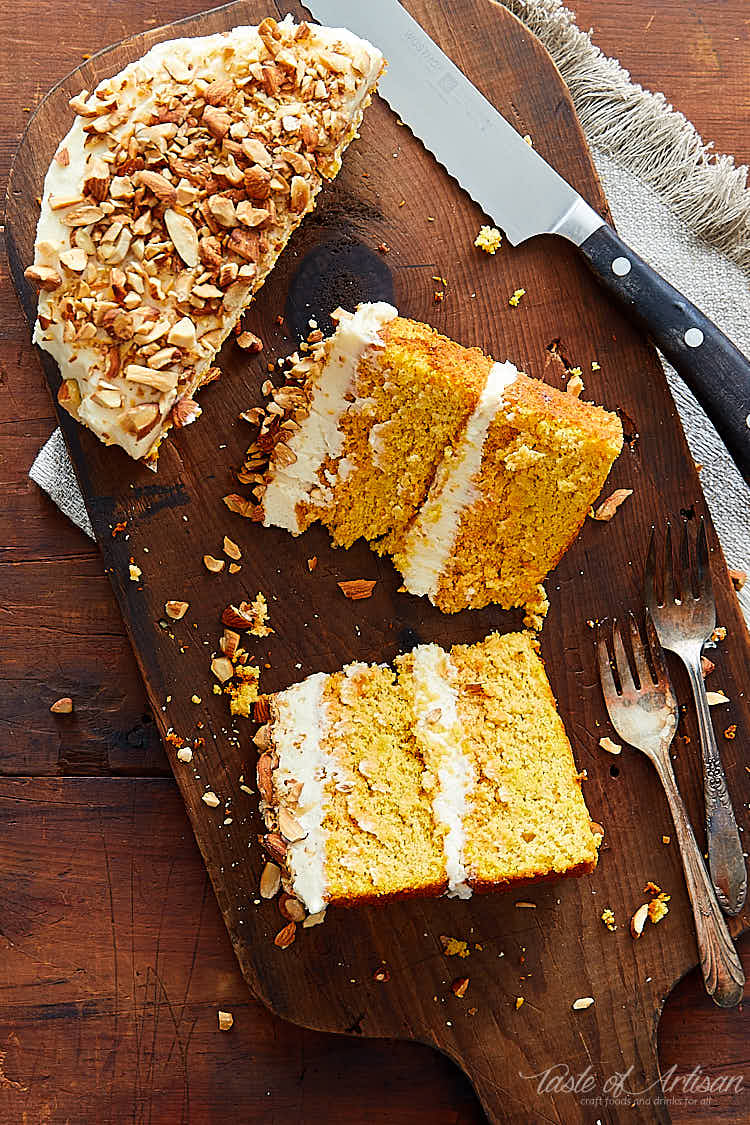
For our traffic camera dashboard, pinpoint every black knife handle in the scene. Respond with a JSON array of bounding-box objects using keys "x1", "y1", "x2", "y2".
[{"x1": 577, "y1": 222, "x2": 750, "y2": 484}]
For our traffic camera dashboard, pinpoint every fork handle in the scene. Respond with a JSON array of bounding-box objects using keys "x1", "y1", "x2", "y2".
[
  {"x1": 685, "y1": 656, "x2": 748, "y2": 915},
  {"x1": 652, "y1": 750, "x2": 745, "y2": 1007}
]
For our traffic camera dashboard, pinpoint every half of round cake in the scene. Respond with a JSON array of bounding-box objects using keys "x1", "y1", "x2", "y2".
[
  {"x1": 255, "y1": 632, "x2": 600, "y2": 914},
  {"x1": 24, "y1": 16, "x2": 384, "y2": 461}
]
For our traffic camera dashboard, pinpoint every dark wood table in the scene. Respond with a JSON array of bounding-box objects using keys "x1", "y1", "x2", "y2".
[{"x1": 1, "y1": 2, "x2": 748, "y2": 1120}]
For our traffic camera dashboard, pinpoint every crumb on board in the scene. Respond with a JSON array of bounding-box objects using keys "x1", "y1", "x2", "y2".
[
  {"x1": 600, "y1": 908, "x2": 617, "y2": 931},
  {"x1": 508, "y1": 288, "x2": 526, "y2": 307},
  {"x1": 474, "y1": 225, "x2": 502, "y2": 254},
  {"x1": 439, "y1": 935, "x2": 470, "y2": 959}
]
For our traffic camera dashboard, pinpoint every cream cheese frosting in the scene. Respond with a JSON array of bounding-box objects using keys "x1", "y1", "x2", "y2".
[
  {"x1": 397, "y1": 360, "x2": 518, "y2": 599},
  {"x1": 28, "y1": 18, "x2": 384, "y2": 460},
  {"x1": 270, "y1": 671, "x2": 330, "y2": 914},
  {"x1": 261, "y1": 301, "x2": 398, "y2": 531},
  {"x1": 410, "y1": 644, "x2": 474, "y2": 898}
]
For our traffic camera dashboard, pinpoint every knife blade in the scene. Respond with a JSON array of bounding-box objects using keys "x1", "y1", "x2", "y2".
[{"x1": 305, "y1": 0, "x2": 750, "y2": 484}]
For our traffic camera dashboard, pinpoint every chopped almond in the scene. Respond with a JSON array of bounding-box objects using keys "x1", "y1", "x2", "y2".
[
  {"x1": 217, "y1": 1010, "x2": 234, "y2": 1032},
  {"x1": 338, "y1": 579, "x2": 376, "y2": 600},
  {"x1": 592, "y1": 488, "x2": 633, "y2": 521},
  {"x1": 165, "y1": 600, "x2": 189, "y2": 620},
  {"x1": 451, "y1": 977, "x2": 470, "y2": 998},
  {"x1": 50, "y1": 697, "x2": 73, "y2": 714},
  {"x1": 599, "y1": 736, "x2": 621, "y2": 755}
]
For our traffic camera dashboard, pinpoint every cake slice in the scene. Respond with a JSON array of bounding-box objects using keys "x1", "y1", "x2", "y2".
[
  {"x1": 259, "y1": 303, "x2": 491, "y2": 547},
  {"x1": 246, "y1": 303, "x2": 623, "y2": 619},
  {"x1": 389, "y1": 371, "x2": 624, "y2": 617},
  {"x1": 25, "y1": 17, "x2": 384, "y2": 461},
  {"x1": 255, "y1": 632, "x2": 599, "y2": 914}
]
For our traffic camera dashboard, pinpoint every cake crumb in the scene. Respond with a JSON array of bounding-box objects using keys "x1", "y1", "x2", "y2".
[
  {"x1": 307, "y1": 556, "x2": 318, "y2": 571},
  {"x1": 725, "y1": 725, "x2": 737, "y2": 740},
  {"x1": 373, "y1": 967, "x2": 391, "y2": 982},
  {"x1": 515, "y1": 996, "x2": 525, "y2": 1010},
  {"x1": 129, "y1": 563, "x2": 142, "y2": 582},
  {"x1": 600, "y1": 907, "x2": 617, "y2": 931},
  {"x1": 508, "y1": 288, "x2": 526, "y2": 307},
  {"x1": 440, "y1": 935, "x2": 470, "y2": 959},
  {"x1": 217, "y1": 1010, "x2": 234, "y2": 1031},
  {"x1": 648, "y1": 899, "x2": 669, "y2": 924},
  {"x1": 566, "y1": 373, "x2": 584, "y2": 398},
  {"x1": 474, "y1": 225, "x2": 502, "y2": 254},
  {"x1": 191, "y1": 694, "x2": 202, "y2": 705},
  {"x1": 177, "y1": 747, "x2": 193, "y2": 763},
  {"x1": 711, "y1": 626, "x2": 727, "y2": 643}
]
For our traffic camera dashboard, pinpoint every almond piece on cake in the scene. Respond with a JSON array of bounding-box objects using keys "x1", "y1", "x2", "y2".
[{"x1": 25, "y1": 17, "x2": 384, "y2": 462}]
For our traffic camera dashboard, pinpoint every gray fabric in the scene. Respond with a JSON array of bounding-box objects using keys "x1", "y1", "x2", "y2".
[{"x1": 28, "y1": 4, "x2": 749, "y2": 623}]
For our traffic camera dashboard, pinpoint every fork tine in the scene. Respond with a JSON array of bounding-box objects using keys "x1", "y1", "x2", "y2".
[
  {"x1": 627, "y1": 611, "x2": 652, "y2": 686},
  {"x1": 664, "y1": 520, "x2": 675, "y2": 605},
  {"x1": 595, "y1": 624, "x2": 619, "y2": 704},
  {"x1": 696, "y1": 515, "x2": 713, "y2": 602},
  {"x1": 644, "y1": 607, "x2": 671, "y2": 687},
  {"x1": 611, "y1": 618, "x2": 636, "y2": 695},
  {"x1": 644, "y1": 525, "x2": 659, "y2": 609},
  {"x1": 679, "y1": 517, "x2": 693, "y2": 601}
]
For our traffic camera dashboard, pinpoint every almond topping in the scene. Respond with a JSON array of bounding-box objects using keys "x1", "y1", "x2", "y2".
[
  {"x1": 593, "y1": 488, "x2": 633, "y2": 521},
  {"x1": 59, "y1": 248, "x2": 88, "y2": 272},
  {"x1": 236, "y1": 331, "x2": 263, "y2": 352},
  {"x1": 202, "y1": 792, "x2": 220, "y2": 808},
  {"x1": 572, "y1": 997, "x2": 595, "y2": 1010},
  {"x1": 203, "y1": 555, "x2": 225, "y2": 573},
  {"x1": 274, "y1": 922, "x2": 296, "y2": 949},
  {"x1": 598, "y1": 736, "x2": 622, "y2": 755},
  {"x1": 125, "y1": 365, "x2": 178, "y2": 393},
  {"x1": 217, "y1": 1010, "x2": 234, "y2": 1032},
  {"x1": 164, "y1": 209, "x2": 199, "y2": 267},
  {"x1": 25, "y1": 264, "x2": 61, "y2": 290},
  {"x1": 630, "y1": 902, "x2": 649, "y2": 939},
  {"x1": 50, "y1": 697, "x2": 73, "y2": 714},
  {"x1": 260, "y1": 861, "x2": 281, "y2": 899},
  {"x1": 136, "y1": 169, "x2": 177, "y2": 206},
  {"x1": 278, "y1": 808, "x2": 306, "y2": 843},
  {"x1": 338, "y1": 579, "x2": 376, "y2": 600},
  {"x1": 279, "y1": 894, "x2": 306, "y2": 923},
  {"x1": 223, "y1": 536, "x2": 241, "y2": 560},
  {"x1": 211, "y1": 656, "x2": 234, "y2": 683}
]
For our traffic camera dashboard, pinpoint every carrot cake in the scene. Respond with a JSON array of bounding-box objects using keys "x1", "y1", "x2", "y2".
[
  {"x1": 255, "y1": 631, "x2": 599, "y2": 914},
  {"x1": 25, "y1": 17, "x2": 384, "y2": 461},
  {"x1": 245, "y1": 303, "x2": 623, "y2": 618}
]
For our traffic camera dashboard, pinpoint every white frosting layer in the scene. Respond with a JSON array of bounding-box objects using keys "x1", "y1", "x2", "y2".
[
  {"x1": 31, "y1": 19, "x2": 384, "y2": 460},
  {"x1": 272, "y1": 671, "x2": 330, "y2": 914},
  {"x1": 410, "y1": 644, "x2": 473, "y2": 898},
  {"x1": 398, "y1": 360, "x2": 518, "y2": 598},
  {"x1": 262, "y1": 301, "x2": 397, "y2": 531}
]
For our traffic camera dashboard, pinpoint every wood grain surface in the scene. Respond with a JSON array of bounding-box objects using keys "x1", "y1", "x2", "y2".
[{"x1": 2, "y1": 1, "x2": 750, "y2": 1122}]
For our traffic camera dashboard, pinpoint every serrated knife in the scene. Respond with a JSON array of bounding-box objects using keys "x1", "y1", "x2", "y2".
[{"x1": 306, "y1": 0, "x2": 750, "y2": 483}]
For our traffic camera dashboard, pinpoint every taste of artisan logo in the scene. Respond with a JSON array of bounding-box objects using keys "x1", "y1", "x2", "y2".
[{"x1": 519, "y1": 1062, "x2": 744, "y2": 1107}]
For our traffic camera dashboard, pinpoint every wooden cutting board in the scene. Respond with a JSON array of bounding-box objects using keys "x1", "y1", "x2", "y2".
[{"x1": 6, "y1": 1, "x2": 750, "y2": 1120}]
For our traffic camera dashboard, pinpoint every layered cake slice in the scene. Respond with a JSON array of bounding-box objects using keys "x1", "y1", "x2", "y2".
[
  {"x1": 249, "y1": 303, "x2": 623, "y2": 618},
  {"x1": 259, "y1": 303, "x2": 491, "y2": 547},
  {"x1": 255, "y1": 632, "x2": 599, "y2": 914},
  {"x1": 25, "y1": 17, "x2": 384, "y2": 461}
]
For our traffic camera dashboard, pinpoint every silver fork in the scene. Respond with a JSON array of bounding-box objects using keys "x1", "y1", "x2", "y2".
[
  {"x1": 646, "y1": 518, "x2": 747, "y2": 915},
  {"x1": 596, "y1": 613, "x2": 744, "y2": 1008}
]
